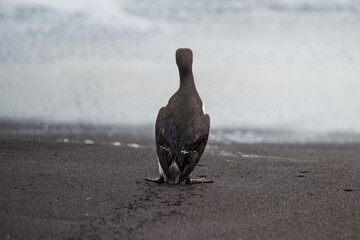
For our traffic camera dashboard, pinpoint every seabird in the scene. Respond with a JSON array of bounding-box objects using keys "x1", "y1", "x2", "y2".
[{"x1": 146, "y1": 48, "x2": 212, "y2": 184}]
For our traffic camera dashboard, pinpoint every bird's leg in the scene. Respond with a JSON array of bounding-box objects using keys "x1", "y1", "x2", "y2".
[
  {"x1": 145, "y1": 175, "x2": 164, "y2": 184},
  {"x1": 185, "y1": 177, "x2": 214, "y2": 184}
]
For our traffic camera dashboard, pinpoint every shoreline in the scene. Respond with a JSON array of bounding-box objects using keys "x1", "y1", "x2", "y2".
[
  {"x1": 1, "y1": 136, "x2": 359, "y2": 239},
  {"x1": 1, "y1": 120, "x2": 360, "y2": 145}
]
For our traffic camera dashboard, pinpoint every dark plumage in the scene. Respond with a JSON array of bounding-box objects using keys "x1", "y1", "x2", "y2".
[{"x1": 146, "y1": 48, "x2": 212, "y2": 185}]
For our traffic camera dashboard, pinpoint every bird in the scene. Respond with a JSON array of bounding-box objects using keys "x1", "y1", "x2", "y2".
[{"x1": 146, "y1": 48, "x2": 213, "y2": 185}]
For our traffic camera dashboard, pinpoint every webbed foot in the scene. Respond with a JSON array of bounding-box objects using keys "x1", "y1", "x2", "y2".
[
  {"x1": 185, "y1": 178, "x2": 214, "y2": 184},
  {"x1": 145, "y1": 176, "x2": 164, "y2": 184}
]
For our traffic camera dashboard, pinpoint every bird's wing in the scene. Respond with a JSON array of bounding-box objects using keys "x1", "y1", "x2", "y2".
[
  {"x1": 156, "y1": 108, "x2": 210, "y2": 183},
  {"x1": 177, "y1": 114, "x2": 210, "y2": 183},
  {"x1": 155, "y1": 106, "x2": 178, "y2": 175}
]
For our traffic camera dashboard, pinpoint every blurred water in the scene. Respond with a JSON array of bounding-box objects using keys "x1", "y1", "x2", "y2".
[{"x1": 1, "y1": 0, "x2": 360, "y2": 141}]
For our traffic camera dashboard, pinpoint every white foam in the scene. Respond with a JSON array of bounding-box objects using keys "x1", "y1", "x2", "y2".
[
  {"x1": 218, "y1": 150, "x2": 234, "y2": 157},
  {"x1": 127, "y1": 143, "x2": 140, "y2": 148},
  {"x1": 241, "y1": 154, "x2": 262, "y2": 158},
  {"x1": 111, "y1": 142, "x2": 121, "y2": 146},
  {"x1": 84, "y1": 139, "x2": 95, "y2": 145},
  {"x1": 56, "y1": 138, "x2": 69, "y2": 143}
]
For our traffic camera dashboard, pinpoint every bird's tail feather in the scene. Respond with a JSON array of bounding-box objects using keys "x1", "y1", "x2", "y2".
[{"x1": 167, "y1": 161, "x2": 180, "y2": 184}]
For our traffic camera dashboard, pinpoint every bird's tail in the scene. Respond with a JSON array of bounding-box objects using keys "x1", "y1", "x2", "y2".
[{"x1": 167, "y1": 161, "x2": 180, "y2": 184}]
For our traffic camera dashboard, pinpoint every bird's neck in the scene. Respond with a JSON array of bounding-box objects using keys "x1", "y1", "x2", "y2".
[{"x1": 179, "y1": 68, "x2": 196, "y2": 90}]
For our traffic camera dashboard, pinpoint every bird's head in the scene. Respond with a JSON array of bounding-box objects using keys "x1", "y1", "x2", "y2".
[{"x1": 176, "y1": 48, "x2": 193, "y2": 73}]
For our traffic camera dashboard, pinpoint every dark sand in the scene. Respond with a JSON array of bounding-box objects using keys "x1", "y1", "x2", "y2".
[{"x1": 1, "y1": 136, "x2": 359, "y2": 239}]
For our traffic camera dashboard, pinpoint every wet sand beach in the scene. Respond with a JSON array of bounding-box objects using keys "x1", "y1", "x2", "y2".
[{"x1": 1, "y1": 136, "x2": 359, "y2": 239}]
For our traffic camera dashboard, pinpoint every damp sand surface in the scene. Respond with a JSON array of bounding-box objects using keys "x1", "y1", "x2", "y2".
[{"x1": 1, "y1": 137, "x2": 360, "y2": 239}]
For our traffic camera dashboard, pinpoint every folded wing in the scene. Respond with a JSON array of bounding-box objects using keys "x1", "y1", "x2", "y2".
[{"x1": 155, "y1": 106, "x2": 210, "y2": 183}]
